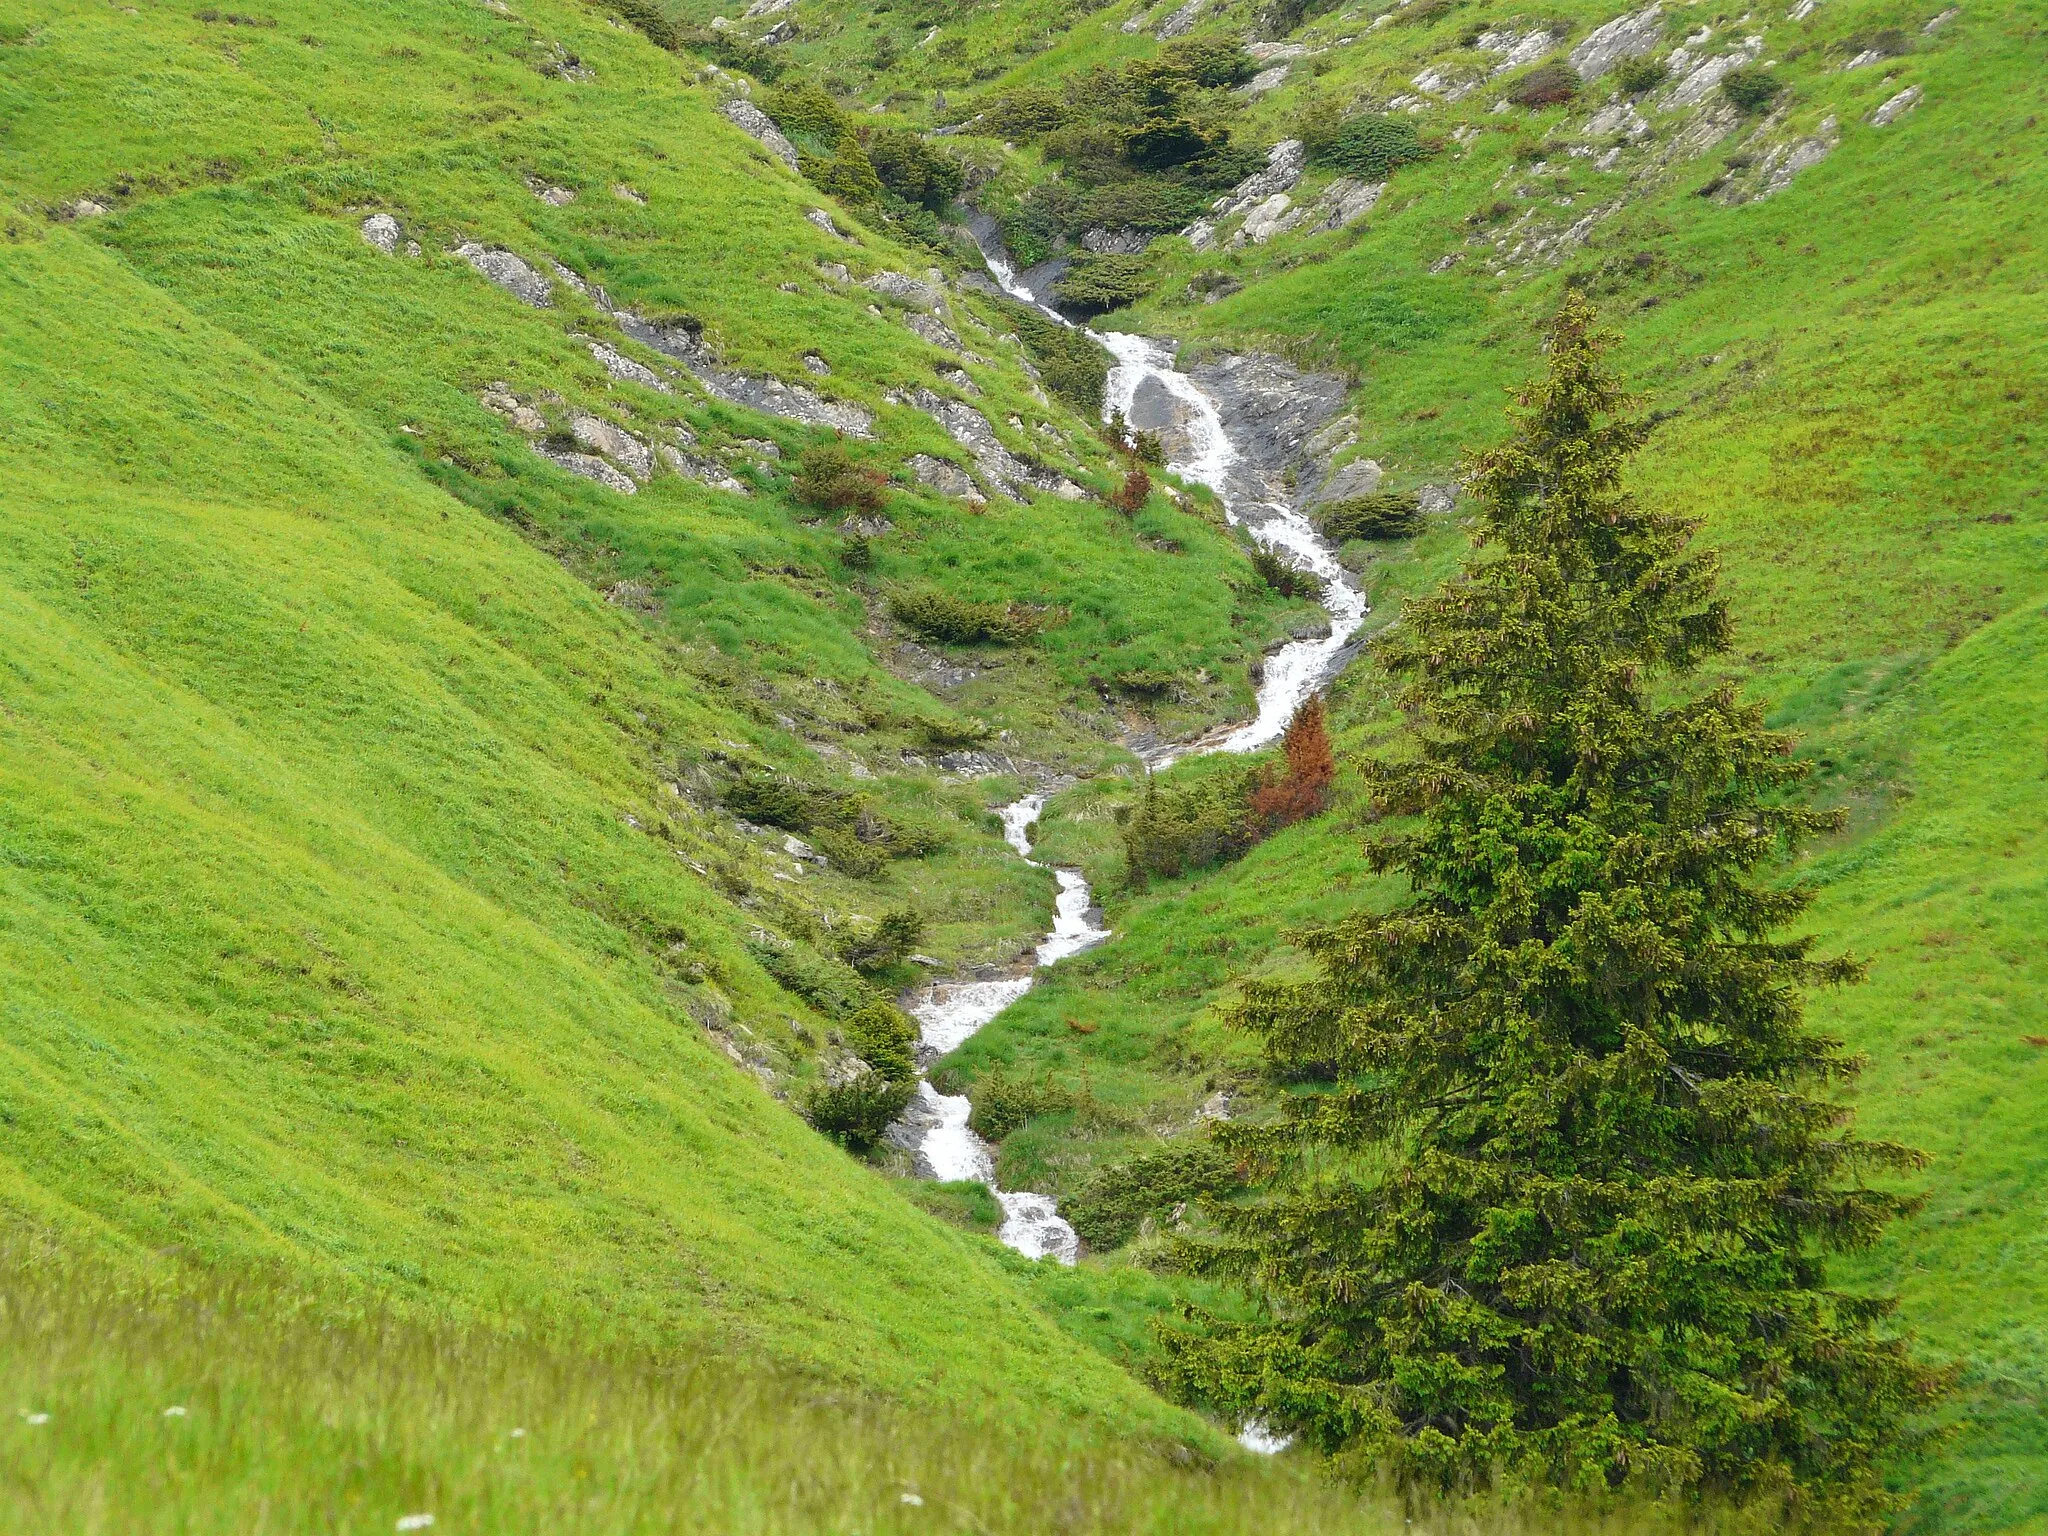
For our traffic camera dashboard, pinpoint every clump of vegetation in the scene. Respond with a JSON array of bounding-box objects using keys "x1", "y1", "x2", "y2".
[
  {"x1": 1066, "y1": 1139, "x2": 1236, "y2": 1250},
  {"x1": 840, "y1": 533, "x2": 873, "y2": 570},
  {"x1": 793, "y1": 441, "x2": 888, "y2": 514},
  {"x1": 1305, "y1": 113, "x2": 1433, "y2": 178},
  {"x1": 840, "y1": 995, "x2": 921, "y2": 1079},
  {"x1": 1161, "y1": 296, "x2": 1948, "y2": 1512},
  {"x1": 837, "y1": 909, "x2": 925, "y2": 975},
  {"x1": 1506, "y1": 61, "x2": 1580, "y2": 108},
  {"x1": 1000, "y1": 299, "x2": 1114, "y2": 414},
  {"x1": 1054, "y1": 253, "x2": 1155, "y2": 317},
  {"x1": 762, "y1": 79, "x2": 963, "y2": 244},
  {"x1": 748, "y1": 934, "x2": 874, "y2": 1020},
  {"x1": 1317, "y1": 489, "x2": 1422, "y2": 541},
  {"x1": 1612, "y1": 52, "x2": 1669, "y2": 95},
  {"x1": 1120, "y1": 769, "x2": 1258, "y2": 885},
  {"x1": 1247, "y1": 545, "x2": 1322, "y2": 600},
  {"x1": 726, "y1": 772, "x2": 834, "y2": 832},
  {"x1": 605, "y1": 0, "x2": 682, "y2": 51},
  {"x1": 966, "y1": 1066, "x2": 1075, "y2": 1141},
  {"x1": 1721, "y1": 65, "x2": 1784, "y2": 114},
  {"x1": 802, "y1": 1071, "x2": 915, "y2": 1153},
  {"x1": 1248, "y1": 694, "x2": 1335, "y2": 830},
  {"x1": 888, "y1": 586, "x2": 1042, "y2": 644},
  {"x1": 1110, "y1": 467, "x2": 1153, "y2": 516}
]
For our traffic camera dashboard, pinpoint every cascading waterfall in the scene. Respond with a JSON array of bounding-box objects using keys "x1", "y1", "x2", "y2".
[{"x1": 901, "y1": 233, "x2": 1367, "y2": 1450}]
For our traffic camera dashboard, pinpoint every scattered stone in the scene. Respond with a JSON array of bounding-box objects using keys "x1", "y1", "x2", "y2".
[
  {"x1": 1302, "y1": 177, "x2": 1384, "y2": 234},
  {"x1": 817, "y1": 260, "x2": 851, "y2": 282},
  {"x1": 866, "y1": 270, "x2": 946, "y2": 311},
  {"x1": 1568, "y1": 5, "x2": 1665, "y2": 80},
  {"x1": 805, "y1": 207, "x2": 850, "y2": 240},
  {"x1": 905, "y1": 311, "x2": 967, "y2": 352},
  {"x1": 533, "y1": 183, "x2": 576, "y2": 206},
  {"x1": 59, "y1": 197, "x2": 110, "y2": 219},
  {"x1": 802, "y1": 352, "x2": 831, "y2": 376},
  {"x1": 1231, "y1": 193, "x2": 1294, "y2": 246},
  {"x1": 1079, "y1": 227, "x2": 1152, "y2": 254},
  {"x1": 1786, "y1": 0, "x2": 1820, "y2": 17},
  {"x1": 571, "y1": 414, "x2": 655, "y2": 480},
  {"x1": 1922, "y1": 6, "x2": 1956, "y2": 30},
  {"x1": 455, "y1": 243, "x2": 552, "y2": 306},
  {"x1": 1184, "y1": 218, "x2": 1218, "y2": 251},
  {"x1": 936, "y1": 364, "x2": 980, "y2": 396},
  {"x1": 481, "y1": 382, "x2": 550, "y2": 433},
  {"x1": 1236, "y1": 63, "x2": 1291, "y2": 97},
  {"x1": 721, "y1": 99, "x2": 799, "y2": 172},
  {"x1": 1476, "y1": 26, "x2": 1564, "y2": 71},
  {"x1": 1870, "y1": 84, "x2": 1923, "y2": 125},
  {"x1": 1417, "y1": 483, "x2": 1458, "y2": 514},
  {"x1": 1429, "y1": 251, "x2": 1465, "y2": 272},
  {"x1": 360, "y1": 212, "x2": 402, "y2": 253},
  {"x1": 659, "y1": 443, "x2": 752, "y2": 493},
  {"x1": 737, "y1": 436, "x2": 782, "y2": 459},
  {"x1": 588, "y1": 339, "x2": 672, "y2": 392},
  {"x1": 905, "y1": 388, "x2": 1083, "y2": 501},
  {"x1": 1585, "y1": 97, "x2": 1653, "y2": 141},
  {"x1": 613, "y1": 183, "x2": 647, "y2": 203},
  {"x1": 606, "y1": 580, "x2": 659, "y2": 611},
  {"x1": 1735, "y1": 114, "x2": 1839, "y2": 200},
  {"x1": 616, "y1": 313, "x2": 874, "y2": 436},
  {"x1": 537, "y1": 446, "x2": 636, "y2": 492},
  {"x1": 1309, "y1": 457, "x2": 1384, "y2": 508},
  {"x1": 743, "y1": 0, "x2": 793, "y2": 15},
  {"x1": 1208, "y1": 139, "x2": 1306, "y2": 221},
  {"x1": 907, "y1": 453, "x2": 979, "y2": 499},
  {"x1": 1412, "y1": 65, "x2": 1480, "y2": 100},
  {"x1": 1155, "y1": 0, "x2": 1206, "y2": 39},
  {"x1": 1246, "y1": 40, "x2": 1309, "y2": 61},
  {"x1": 782, "y1": 834, "x2": 825, "y2": 865},
  {"x1": 1664, "y1": 37, "x2": 1765, "y2": 107}
]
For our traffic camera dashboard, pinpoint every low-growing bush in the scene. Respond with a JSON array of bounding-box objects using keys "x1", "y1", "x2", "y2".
[
  {"x1": 793, "y1": 442, "x2": 887, "y2": 514},
  {"x1": 837, "y1": 909, "x2": 925, "y2": 975},
  {"x1": 749, "y1": 935, "x2": 875, "y2": 1020},
  {"x1": 1120, "y1": 770, "x2": 1259, "y2": 885},
  {"x1": 1721, "y1": 65, "x2": 1783, "y2": 114},
  {"x1": 1111, "y1": 468, "x2": 1152, "y2": 516},
  {"x1": 1054, "y1": 253, "x2": 1155, "y2": 317},
  {"x1": 607, "y1": 0, "x2": 681, "y2": 50},
  {"x1": 802, "y1": 1072, "x2": 915, "y2": 1154},
  {"x1": 1064, "y1": 1140, "x2": 1237, "y2": 1250},
  {"x1": 1249, "y1": 694, "x2": 1336, "y2": 829},
  {"x1": 1248, "y1": 545, "x2": 1323, "y2": 600},
  {"x1": 806, "y1": 826, "x2": 888, "y2": 878},
  {"x1": 726, "y1": 773, "x2": 830, "y2": 832},
  {"x1": 1112, "y1": 666, "x2": 1179, "y2": 698},
  {"x1": 983, "y1": 85, "x2": 1070, "y2": 140},
  {"x1": 888, "y1": 586, "x2": 1041, "y2": 645},
  {"x1": 840, "y1": 996, "x2": 921, "y2": 1080},
  {"x1": 1124, "y1": 119, "x2": 1230, "y2": 171},
  {"x1": 1318, "y1": 489, "x2": 1422, "y2": 541},
  {"x1": 1311, "y1": 114, "x2": 1432, "y2": 178},
  {"x1": 1612, "y1": 53, "x2": 1669, "y2": 95},
  {"x1": 1507, "y1": 61, "x2": 1579, "y2": 108},
  {"x1": 1002, "y1": 300, "x2": 1113, "y2": 415},
  {"x1": 865, "y1": 128, "x2": 965, "y2": 213},
  {"x1": 967, "y1": 1067, "x2": 1075, "y2": 1142}
]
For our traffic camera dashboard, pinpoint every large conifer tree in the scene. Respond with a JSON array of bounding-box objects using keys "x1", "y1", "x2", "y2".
[{"x1": 1165, "y1": 297, "x2": 1944, "y2": 1518}]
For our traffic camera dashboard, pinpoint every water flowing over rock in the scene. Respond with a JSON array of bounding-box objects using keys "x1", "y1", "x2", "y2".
[
  {"x1": 721, "y1": 99, "x2": 799, "y2": 172},
  {"x1": 1569, "y1": 5, "x2": 1665, "y2": 80},
  {"x1": 456, "y1": 243, "x2": 553, "y2": 307}
]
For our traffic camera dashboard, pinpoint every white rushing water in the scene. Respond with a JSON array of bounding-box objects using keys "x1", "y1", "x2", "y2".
[{"x1": 901, "y1": 236, "x2": 1363, "y2": 1451}]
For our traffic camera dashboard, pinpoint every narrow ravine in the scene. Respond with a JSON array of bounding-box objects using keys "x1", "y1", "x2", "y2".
[{"x1": 898, "y1": 233, "x2": 1369, "y2": 1282}]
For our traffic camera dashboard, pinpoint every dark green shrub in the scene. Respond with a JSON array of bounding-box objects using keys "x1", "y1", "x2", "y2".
[
  {"x1": 803, "y1": 142, "x2": 884, "y2": 207},
  {"x1": 684, "y1": 28, "x2": 785, "y2": 79},
  {"x1": 1721, "y1": 65, "x2": 1782, "y2": 113},
  {"x1": 1120, "y1": 772, "x2": 1258, "y2": 884},
  {"x1": 1002, "y1": 301, "x2": 1113, "y2": 414},
  {"x1": 1065, "y1": 1140, "x2": 1236, "y2": 1250},
  {"x1": 866, "y1": 128, "x2": 965, "y2": 212},
  {"x1": 888, "y1": 586, "x2": 1040, "y2": 644},
  {"x1": 725, "y1": 773, "x2": 825, "y2": 831},
  {"x1": 793, "y1": 442, "x2": 887, "y2": 514},
  {"x1": 912, "y1": 713, "x2": 994, "y2": 749},
  {"x1": 1157, "y1": 36, "x2": 1256, "y2": 88},
  {"x1": 764, "y1": 81, "x2": 850, "y2": 144},
  {"x1": 983, "y1": 85, "x2": 1070, "y2": 140},
  {"x1": 802, "y1": 1073, "x2": 914, "y2": 1154},
  {"x1": 806, "y1": 826, "x2": 887, "y2": 878},
  {"x1": 838, "y1": 909, "x2": 925, "y2": 974},
  {"x1": 841, "y1": 534, "x2": 873, "y2": 570},
  {"x1": 1112, "y1": 667, "x2": 1178, "y2": 697},
  {"x1": 1611, "y1": 53, "x2": 1668, "y2": 94},
  {"x1": 1124, "y1": 118, "x2": 1229, "y2": 170},
  {"x1": 1507, "y1": 61, "x2": 1579, "y2": 107},
  {"x1": 748, "y1": 936, "x2": 873, "y2": 1019},
  {"x1": 607, "y1": 0, "x2": 681, "y2": 50},
  {"x1": 1315, "y1": 114, "x2": 1432, "y2": 177},
  {"x1": 966, "y1": 1067, "x2": 1074, "y2": 1142},
  {"x1": 1041, "y1": 121, "x2": 1134, "y2": 181},
  {"x1": 1319, "y1": 489, "x2": 1422, "y2": 541},
  {"x1": 1053, "y1": 253, "x2": 1154, "y2": 316},
  {"x1": 1248, "y1": 545, "x2": 1322, "y2": 600},
  {"x1": 841, "y1": 997, "x2": 920, "y2": 1079}
]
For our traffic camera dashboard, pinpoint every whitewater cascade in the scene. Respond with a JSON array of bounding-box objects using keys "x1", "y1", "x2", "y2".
[{"x1": 902, "y1": 235, "x2": 1366, "y2": 1448}]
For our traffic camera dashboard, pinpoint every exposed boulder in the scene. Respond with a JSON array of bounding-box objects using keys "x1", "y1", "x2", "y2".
[
  {"x1": 1569, "y1": 6, "x2": 1665, "y2": 80},
  {"x1": 1236, "y1": 64, "x2": 1291, "y2": 97},
  {"x1": 906, "y1": 453, "x2": 980, "y2": 500},
  {"x1": 588, "y1": 339, "x2": 672, "y2": 392},
  {"x1": 571, "y1": 414, "x2": 655, "y2": 481},
  {"x1": 805, "y1": 207, "x2": 851, "y2": 240},
  {"x1": 537, "y1": 446, "x2": 637, "y2": 493},
  {"x1": 1080, "y1": 227, "x2": 1153, "y2": 254},
  {"x1": 1476, "y1": 26, "x2": 1566, "y2": 71},
  {"x1": 866, "y1": 270, "x2": 946, "y2": 311},
  {"x1": 1308, "y1": 457, "x2": 1384, "y2": 509},
  {"x1": 455, "y1": 243, "x2": 552, "y2": 307},
  {"x1": 360, "y1": 213, "x2": 402, "y2": 253},
  {"x1": 722, "y1": 99, "x2": 799, "y2": 172},
  {"x1": 1871, "y1": 84, "x2": 1922, "y2": 125},
  {"x1": 904, "y1": 311, "x2": 967, "y2": 352},
  {"x1": 802, "y1": 352, "x2": 831, "y2": 375},
  {"x1": 1663, "y1": 36, "x2": 1765, "y2": 108},
  {"x1": 658, "y1": 442, "x2": 752, "y2": 494},
  {"x1": 904, "y1": 388, "x2": 1083, "y2": 502},
  {"x1": 532, "y1": 183, "x2": 576, "y2": 206},
  {"x1": 480, "y1": 382, "x2": 549, "y2": 434},
  {"x1": 1208, "y1": 140, "x2": 1306, "y2": 221},
  {"x1": 1155, "y1": 0, "x2": 1206, "y2": 39},
  {"x1": 616, "y1": 313, "x2": 874, "y2": 436},
  {"x1": 1230, "y1": 193, "x2": 1294, "y2": 247}
]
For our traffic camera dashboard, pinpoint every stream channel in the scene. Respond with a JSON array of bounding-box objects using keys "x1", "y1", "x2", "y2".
[{"x1": 895, "y1": 233, "x2": 1371, "y2": 1282}]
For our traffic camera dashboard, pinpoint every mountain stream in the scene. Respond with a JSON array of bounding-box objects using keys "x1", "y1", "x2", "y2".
[{"x1": 897, "y1": 240, "x2": 1367, "y2": 1445}]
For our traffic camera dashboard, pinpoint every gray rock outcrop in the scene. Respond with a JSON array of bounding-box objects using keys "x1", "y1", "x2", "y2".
[
  {"x1": 571, "y1": 414, "x2": 654, "y2": 481},
  {"x1": 907, "y1": 453, "x2": 980, "y2": 500},
  {"x1": 361, "y1": 213, "x2": 402, "y2": 253},
  {"x1": 617, "y1": 313, "x2": 874, "y2": 436},
  {"x1": 537, "y1": 446, "x2": 637, "y2": 493},
  {"x1": 722, "y1": 99, "x2": 799, "y2": 172},
  {"x1": 905, "y1": 388, "x2": 1082, "y2": 502},
  {"x1": 1568, "y1": 5, "x2": 1665, "y2": 80},
  {"x1": 866, "y1": 270, "x2": 946, "y2": 311},
  {"x1": 456, "y1": 243, "x2": 552, "y2": 307},
  {"x1": 588, "y1": 339, "x2": 672, "y2": 392},
  {"x1": 1871, "y1": 84, "x2": 1922, "y2": 125}
]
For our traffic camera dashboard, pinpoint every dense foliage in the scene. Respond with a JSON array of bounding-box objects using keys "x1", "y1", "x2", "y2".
[
  {"x1": 888, "y1": 585, "x2": 1043, "y2": 644},
  {"x1": 1163, "y1": 298, "x2": 1946, "y2": 1517},
  {"x1": 1318, "y1": 489, "x2": 1423, "y2": 541}
]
